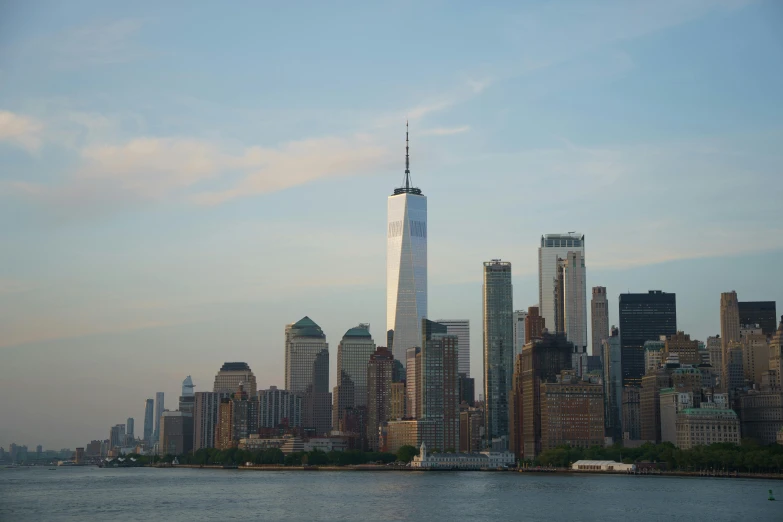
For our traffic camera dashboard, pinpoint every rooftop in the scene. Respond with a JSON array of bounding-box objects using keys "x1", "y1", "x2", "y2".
[
  {"x1": 343, "y1": 324, "x2": 372, "y2": 339},
  {"x1": 219, "y1": 362, "x2": 251, "y2": 372}
]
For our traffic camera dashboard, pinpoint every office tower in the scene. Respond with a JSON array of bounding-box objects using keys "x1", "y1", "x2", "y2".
[
  {"x1": 193, "y1": 391, "x2": 231, "y2": 450},
  {"x1": 387, "y1": 124, "x2": 427, "y2": 364},
  {"x1": 390, "y1": 382, "x2": 406, "y2": 420},
  {"x1": 483, "y1": 259, "x2": 514, "y2": 441},
  {"x1": 406, "y1": 347, "x2": 421, "y2": 418},
  {"x1": 143, "y1": 399, "x2": 154, "y2": 443},
  {"x1": 284, "y1": 317, "x2": 331, "y2": 434},
  {"x1": 458, "y1": 373, "x2": 475, "y2": 406},
  {"x1": 769, "y1": 316, "x2": 783, "y2": 389},
  {"x1": 513, "y1": 310, "x2": 528, "y2": 358},
  {"x1": 720, "y1": 291, "x2": 741, "y2": 392},
  {"x1": 126, "y1": 418, "x2": 135, "y2": 445},
  {"x1": 433, "y1": 319, "x2": 470, "y2": 377},
  {"x1": 154, "y1": 392, "x2": 164, "y2": 443},
  {"x1": 541, "y1": 370, "x2": 604, "y2": 451},
  {"x1": 213, "y1": 362, "x2": 257, "y2": 395},
  {"x1": 739, "y1": 326, "x2": 769, "y2": 385},
  {"x1": 518, "y1": 332, "x2": 573, "y2": 459},
  {"x1": 366, "y1": 347, "x2": 394, "y2": 451},
  {"x1": 258, "y1": 386, "x2": 302, "y2": 428},
  {"x1": 182, "y1": 375, "x2": 195, "y2": 397},
  {"x1": 725, "y1": 343, "x2": 745, "y2": 393},
  {"x1": 664, "y1": 331, "x2": 700, "y2": 366},
  {"x1": 333, "y1": 324, "x2": 376, "y2": 428},
  {"x1": 640, "y1": 370, "x2": 671, "y2": 443},
  {"x1": 738, "y1": 301, "x2": 777, "y2": 336},
  {"x1": 602, "y1": 327, "x2": 623, "y2": 442},
  {"x1": 619, "y1": 291, "x2": 677, "y2": 386},
  {"x1": 644, "y1": 340, "x2": 665, "y2": 373},
  {"x1": 556, "y1": 251, "x2": 588, "y2": 370},
  {"x1": 159, "y1": 411, "x2": 193, "y2": 455},
  {"x1": 525, "y1": 306, "x2": 545, "y2": 343},
  {"x1": 706, "y1": 336, "x2": 722, "y2": 369},
  {"x1": 304, "y1": 348, "x2": 332, "y2": 436},
  {"x1": 421, "y1": 319, "x2": 460, "y2": 451},
  {"x1": 109, "y1": 424, "x2": 126, "y2": 449},
  {"x1": 214, "y1": 383, "x2": 258, "y2": 449},
  {"x1": 591, "y1": 287, "x2": 609, "y2": 357},
  {"x1": 538, "y1": 233, "x2": 585, "y2": 330},
  {"x1": 622, "y1": 386, "x2": 642, "y2": 440}
]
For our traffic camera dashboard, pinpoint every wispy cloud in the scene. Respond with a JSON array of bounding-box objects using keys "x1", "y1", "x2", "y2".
[
  {"x1": 421, "y1": 125, "x2": 470, "y2": 136},
  {"x1": 0, "y1": 110, "x2": 43, "y2": 151}
]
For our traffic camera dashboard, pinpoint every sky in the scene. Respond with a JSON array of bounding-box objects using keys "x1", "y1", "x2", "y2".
[{"x1": 1, "y1": 0, "x2": 782, "y2": 450}]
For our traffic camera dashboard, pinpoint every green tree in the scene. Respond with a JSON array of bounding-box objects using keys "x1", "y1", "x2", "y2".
[{"x1": 397, "y1": 445, "x2": 419, "y2": 463}]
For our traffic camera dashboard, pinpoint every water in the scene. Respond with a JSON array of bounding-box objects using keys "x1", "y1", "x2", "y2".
[{"x1": 1, "y1": 467, "x2": 781, "y2": 521}]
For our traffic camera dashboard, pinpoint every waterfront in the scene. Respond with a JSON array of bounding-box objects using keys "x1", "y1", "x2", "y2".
[{"x1": 1, "y1": 467, "x2": 781, "y2": 521}]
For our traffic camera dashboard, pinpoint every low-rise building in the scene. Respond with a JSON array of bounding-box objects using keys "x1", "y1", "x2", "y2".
[
  {"x1": 410, "y1": 443, "x2": 515, "y2": 469},
  {"x1": 675, "y1": 407, "x2": 740, "y2": 449},
  {"x1": 304, "y1": 438, "x2": 349, "y2": 452},
  {"x1": 571, "y1": 460, "x2": 635, "y2": 472}
]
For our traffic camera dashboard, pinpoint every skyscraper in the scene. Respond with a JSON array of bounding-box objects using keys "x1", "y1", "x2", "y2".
[
  {"x1": 422, "y1": 319, "x2": 460, "y2": 451},
  {"x1": 618, "y1": 291, "x2": 677, "y2": 386},
  {"x1": 387, "y1": 124, "x2": 427, "y2": 364},
  {"x1": 213, "y1": 363, "x2": 257, "y2": 395},
  {"x1": 126, "y1": 418, "x2": 135, "y2": 440},
  {"x1": 258, "y1": 386, "x2": 302, "y2": 429},
  {"x1": 525, "y1": 306, "x2": 545, "y2": 343},
  {"x1": 513, "y1": 310, "x2": 528, "y2": 358},
  {"x1": 334, "y1": 324, "x2": 376, "y2": 425},
  {"x1": 193, "y1": 391, "x2": 231, "y2": 450},
  {"x1": 483, "y1": 259, "x2": 514, "y2": 441},
  {"x1": 738, "y1": 301, "x2": 777, "y2": 336},
  {"x1": 143, "y1": 399, "x2": 154, "y2": 443},
  {"x1": 153, "y1": 392, "x2": 164, "y2": 443},
  {"x1": 538, "y1": 233, "x2": 585, "y2": 332},
  {"x1": 406, "y1": 347, "x2": 422, "y2": 418},
  {"x1": 720, "y1": 291, "x2": 741, "y2": 392},
  {"x1": 366, "y1": 347, "x2": 394, "y2": 451},
  {"x1": 557, "y1": 250, "x2": 588, "y2": 373},
  {"x1": 433, "y1": 319, "x2": 470, "y2": 377},
  {"x1": 591, "y1": 286, "x2": 609, "y2": 357},
  {"x1": 285, "y1": 317, "x2": 332, "y2": 435},
  {"x1": 182, "y1": 375, "x2": 195, "y2": 397},
  {"x1": 602, "y1": 327, "x2": 622, "y2": 442}
]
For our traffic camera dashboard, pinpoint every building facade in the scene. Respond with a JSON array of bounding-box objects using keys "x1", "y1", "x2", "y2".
[
  {"x1": 538, "y1": 233, "x2": 585, "y2": 334},
  {"x1": 738, "y1": 301, "x2": 777, "y2": 336},
  {"x1": 640, "y1": 370, "x2": 671, "y2": 443},
  {"x1": 385, "y1": 419, "x2": 438, "y2": 454},
  {"x1": 483, "y1": 259, "x2": 514, "y2": 441},
  {"x1": 740, "y1": 326, "x2": 769, "y2": 386},
  {"x1": 558, "y1": 251, "x2": 588, "y2": 368},
  {"x1": 390, "y1": 382, "x2": 406, "y2": 420},
  {"x1": 706, "y1": 336, "x2": 722, "y2": 370},
  {"x1": 513, "y1": 310, "x2": 528, "y2": 358},
  {"x1": 433, "y1": 319, "x2": 470, "y2": 377},
  {"x1": 405, "y1": 347, "x2": 421, "y2": 418},
  {"x1": 422, "y1": 320, "x2": 460, "y2": 451},
  {"x1": 258, "y1": 386, "x2": 301, "y2": 429},
  {"x1": 387, "y1": 127, "x2": 427, "y2": 364},
  {"x1": 285, "y1": 317, "x2": 331, "y2": 435},
  {"x1": 644, "y1": 340, "x2": 665, "y2": 373},
  {"x1": 193, "y1": 391, "x2": 231, "y2": 450},
  {"x1": 213, "y1": 362, "x2": 257, "y2": 395},
  {"x1": 153, "y1": 392, "x2": 164, "y2": 443},
  {"x1": 366, "y1": 347, "x2": 394, "y2": 451},
  {"x1": 622, "y1": 386, "x2": 642, "y2": 440},
  {"x1": 591, "y1": 286, "x2": 609, "y2": 357},
  {"x1": 333, "y1": 324, "x2": 376, "y2": 429},
  {"x1": 738, "y1": 391, "x2": 783, "y2": 445},
  {"x1": 618, "y1": 291, "x2": 677, "y2": 386},
  {"x1": 525, "y1": 306, "x2": 546, "y2": 343},
  {"x1": 770, "y1": 317, "x2": 783, "y2": 390},
  {"x1": 459, "y1": 408, "x2": 484, "y2": 453},
  {"x1": 143, "y1": 399, "x2": 154, "y2": 443},
  {"x1": 602, "y1": 327, "x2": 623, "y2": 442},
  {"x1": 720, "y1": 291, "x2": 741, "y2": 393},
  {"x1": 159, "y1": 411, "x2": 193, "y2": 455},
  {"x1": 676, "y1": 408, "x2": 740, "y2": 449},
  {"x1": 541, "y1": 370, "x2": 604, "y2": 451},
  {"x1": 664, "y1": 331, "x2": 701, "y2": 366}
]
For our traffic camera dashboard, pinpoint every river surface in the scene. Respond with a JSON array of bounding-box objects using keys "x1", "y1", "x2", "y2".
[{"x1": 0, "y1": 467, "x2": 781, "y2": 521}]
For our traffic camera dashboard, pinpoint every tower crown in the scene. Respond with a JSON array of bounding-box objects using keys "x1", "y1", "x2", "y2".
[{"x1": 393, "y1": 121, "x2": 422, "y2": 195}]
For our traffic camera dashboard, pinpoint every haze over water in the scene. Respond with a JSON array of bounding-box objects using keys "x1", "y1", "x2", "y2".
[{"x1": 1, "y1": 467, "x2": 781, "y2": 521}]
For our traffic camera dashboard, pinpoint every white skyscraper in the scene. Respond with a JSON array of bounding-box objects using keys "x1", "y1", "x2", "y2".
[
  {"x1": 561, "y1": 250, "x2": 588, "y2": 352},
  {"x1": 434, "y1": 319, "x2": 470, "y2": 377},
  {"x1": 539, "y1": 233, "x2": 585, "y2": 333},
  {"x1": 512, "y1": 310, "x2": 528, "y2": 358},
  {"x1": 387, "y1": 124, "x2": 427, "y2": 365}
]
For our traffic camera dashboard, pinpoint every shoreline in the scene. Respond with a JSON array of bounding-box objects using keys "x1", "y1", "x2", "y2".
[{"x1": 163, "y1": 464, "x2": 783, "y2": 480}]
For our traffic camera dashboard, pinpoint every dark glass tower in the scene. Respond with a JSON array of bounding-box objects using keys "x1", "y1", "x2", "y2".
[
  {"x1": 738, "y1": 301, "x2": 777, "y2": 336},
  {"x1": 483, "y1": 260, "x2": 514, "y2": 442},
  {"x1": 618, "y1": 291, "x2": 677, "y2": 386}
]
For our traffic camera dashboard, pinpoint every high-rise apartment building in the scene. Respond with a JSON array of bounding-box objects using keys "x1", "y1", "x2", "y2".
[
  {"x1": 591, "y1": 287, "x2": 609, "y2": 357},
  {"x1": 366, "y1": 347, "x2": 394, "y2": 451},
  {"x1": 193, "y1": 391, "x2": 231, "y2": 450},
  {"x1": 513, "y1": 310, "x2": 528, "y2": 358},
  {"x1": 538, "y1": 233, "x2": 585, "y2": 332},
  {"x1": 483, "y1": 259, "x2": 514, "y2": 441},
  {"x1": 738, "y1": 301, "x2": 777, "y2": 336},
  {"x1": 602, "y1": 327, "x2": 623, "y2": 442},
  {"x1": 619, "y1": 291, "x2": 677, "y2": 386},
  {"x1": 214, "y1": 383, "x2": 258, "y2": 449},
  {"x1": 213, "y1": 362, "x2": 257, "y2": 395},
  {"x1": 387, "y1": 126, "x2": 427, "y2": 364},
  {"x1": 422, "y1": 320, "x2": 460, "y2": 451},
  {"x1": 143, "y1": 399, "x2": 154, "y2": 443},
  {"x1": 433, "y1": 319, "x2": 470, "y2": 377},
  {"x1": 333, "y1": 324, "x2": 376, "y2": 429},
  {"x1": 285, "y1": 317, "x2": 331, "y2": 435},
  {"x1": 720, "y1": 291, "x2": 741, "y2": 393},
  {"x1": 518, "y1": 332, "x2": 573, "y2": 459},
  {"x1": 525, "y1": 306, "x2": 545, "y2": 343},
  {"x1": 258, "y1": 386, "x2": 302, "y2": 429},
  {"x1": 405, "y1": 347, "x2": 422, "y2": 418},
  {"x1": 153, "y1": 392, "x2": 164, "y2": 443},
  {"x1": 541, "y1": 370, "x2": 604, "y2": 451}
]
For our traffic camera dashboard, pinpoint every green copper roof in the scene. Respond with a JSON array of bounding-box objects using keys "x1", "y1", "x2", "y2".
[
  {"x1": 293, "y1": 316, "x2": 319, "y2": 328},
  {"x1": 291, "y1": 316, "x2": 325, "y2": 338},
  {"x1": 343, "y1": 324, "x2": 372, "y2": 338},
  {"x1": 681, "y1": 408, "x2": 737, "y2": 417}
]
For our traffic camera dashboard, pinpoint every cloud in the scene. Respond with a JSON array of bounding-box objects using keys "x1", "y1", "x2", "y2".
[
  {"x1": 0, "y1": 110, "x2": 43, "y2": 151},
  {"x1": 421, "y1": 125, "x2": 470, "y2": 136}
]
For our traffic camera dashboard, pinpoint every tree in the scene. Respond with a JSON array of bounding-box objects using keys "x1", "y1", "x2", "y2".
[{"x1": 397, "y1": 445, "x2": 419, "y2": 463}]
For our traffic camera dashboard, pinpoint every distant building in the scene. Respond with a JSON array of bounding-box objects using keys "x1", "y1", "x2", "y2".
[
  {"x1": 109, "y1": 424, "x2": 126, "y2": 449},
  {"x1": 770, "y1": 317, "x2": 783, "y2": 390},
  {"x1": 659, "y1": 389, "x2": 695, "y2": 445},
  {"x1": 366, "y1": 347, "x2": 394, "y2": 451},
  {"x1": 725, "y1": 342, "x2": 745, "y2": 394},
  {"x1": 258, "y1": 386, "x2": 302, "y2": 429},
  {"x1": 422, "y1": 319, "x2": 460, "y2": 451},
  {"x1": 411, "y1": 443, "x2": 514, "y2": 469},
  {"x1": 333, "y1": 324, "x2": 376, "y2": 429},
  {"x1": 215, "y1": 383, "x2": 259, "y2": 449},
  {"x1": 622, "y1": 386, "x2": 642, "y2": 441},
  {"x1": 663, "y1": 331, "x2": 700, "y2": 366},
  {"x1": 720, "y1": 291, "x2": 741, "y2": 393},
  {"x1": 434, "y1": 319, "x2": 470, "y2": 377},
  {"x1": 405, "y1": 347, "x2": 422, "y2": 418},
  {"x1": 483, "y1": 259, "x2": 514, "y2": 441},
  {"x1": 525, "y1": 306, "x2": 545, "y2": 343},
  {"x1": 706, "y1": 336, "x2": 722, "y2": 370},
  {"x1": 285, "y1": 317, "x2": 331, "y2": 435},
  {"x1": 385, "y1": 419, "x2": 438, "y2": 454},
  {"x1": 193, "y1": 391, "x2": 231, "y2": 450},
  {"x1": 640, "y1": 369, "x2": 671, "y2": 443},
  {"x1": 459, "y1": 408, "x2": 484, "y2": 453},
  {"x1": 541, "y1": 370, "x2": 604, "y2": 451},
  {"x1": 458, "y1": 373, "x2": 475, "y2": 406},
  {"x1": 154, "y1": 392, "x2": 164, "y2": 443},
  {"x1": 85, "y1": 440, "x2": 102, "y2": 457},
  {"x1": 572, "y1": 460, "x2": 635, "y2": 472},
  {"x1": 126, "y1": 418, "x2": 134, "y2": 440},
  {"x1": 619, "y1": 291, "x2": 677, "y2": 386},
  {"x1": 738, "y1": 301, "x2": 777, "y2": 336},
  {"x1": 739, "y1": 325, "x2": 769, "y2": 385},
  {"x1": 602, "y1": 327, "x2": 623, "y2": 442},
  {"x1": 74, "y1": 448, "x2": 85, "y2": 465},
  {"x1": 644, "y1": 340, "x2": 665, "y2": 373},
  {"x1": 390, "y1": 382, "x2": 406, "y2": 420},
  {"x1": 538, "y1": 233, "x2": 585, "y2": 336},
  {"x1": 143, "y1": 399, "x2": 154, "y2": 443},
  {"x1": 676, "y1": 407, "x2": 740, "y2": 449},
  {"x1": 555, "y1": 251, "x2": 588, "y2": 372},
  {"x1": 213, "y1": 362, "x2": 257, "y2": 395},
  {"x1": 159, "y1": 411, "x2": 193, "y2": 455},
  {"x1": 513, "y1": 310, "x2": 528, "y2": 358},
  {"x1": 738, "y1": 390, "x2": 783, "y2": 445},
  {"x1": 591, "y1": 287, "x2": 609, "y2": 357}
]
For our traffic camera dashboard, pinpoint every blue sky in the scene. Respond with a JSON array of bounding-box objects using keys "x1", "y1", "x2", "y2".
[{"x1": 1, "y1": 0, "x2": 782, "y2": 449}]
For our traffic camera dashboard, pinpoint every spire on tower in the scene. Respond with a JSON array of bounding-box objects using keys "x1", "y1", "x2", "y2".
[{"x1": 405, "y1": 120, "x2": 411, "y2": 190}]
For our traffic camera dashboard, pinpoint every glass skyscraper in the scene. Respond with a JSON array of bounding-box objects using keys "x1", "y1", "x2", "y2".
[
  {"x1": 387, "y1": 125, "x2": 427, "y2": 365},
  {"x1": 483, "y1": 260, "x2": 514, "y2": 441},
  {"x1": 143, "y1": 398, "x2": 154, "y2": 443},
  {"x1": 619, "y1": 290, "x2": 677, "y2": 386},
  {"x1": 153, "y1": 392, "x2": 164, "y2": 443}
]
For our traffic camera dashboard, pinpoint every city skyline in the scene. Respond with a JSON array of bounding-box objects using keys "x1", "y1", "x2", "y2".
[{"x1": 2, "y1": 1, "x2": 783, "y2": 449}]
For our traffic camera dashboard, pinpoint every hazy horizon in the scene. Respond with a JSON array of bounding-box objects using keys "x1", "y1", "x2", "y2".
[{"x1": 2, "y1": 0, "x2": 782, "y2": 449}]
